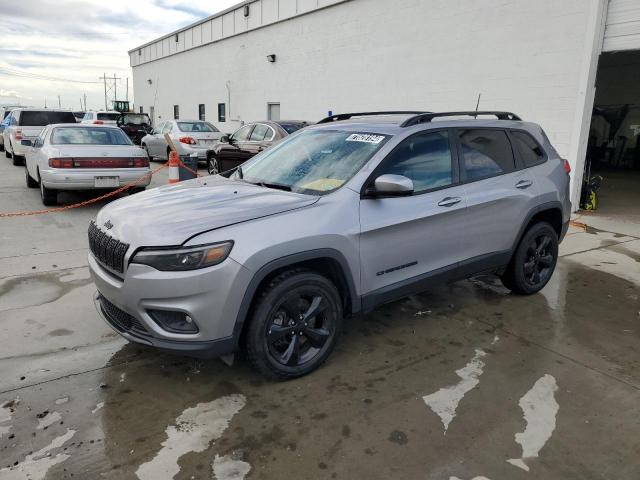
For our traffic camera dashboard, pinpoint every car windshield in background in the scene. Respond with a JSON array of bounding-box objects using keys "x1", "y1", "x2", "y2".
[
  {"x1": 19, "y1": 111, "x2": 76, "y2": 126},
  {"x1": 51, "y1": 127, "x2": 132, "y2": 145},
  {"x1": 238, "y1": 130, "x2": 389, "y2": 195},
  {"x1": 279, "y1": 122, "x2": 308, "y2": 134},
  {"x1": 97, "y1": 113, "x2": 121, "y2": 121},
  {"x1": 119, "y1": 114, "x2": 150, "y2": 125},
  {"x1": 177, "y1": 121, "x2": 219, "y2": 133}
]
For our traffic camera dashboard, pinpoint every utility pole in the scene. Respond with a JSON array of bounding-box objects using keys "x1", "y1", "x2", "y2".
[
  {"x1": 58, "y1": 95, "x2": 61, "y2": 109},
  {"x1": 99, "y1": 73, "x2": 121, "y2": 110},
  {"x1": 83, "y1": 93, "x2": 87, "y2": 111},
  {"x1": 44, "y1": 98, "x2": 47, "y2": 109},
  {"x1": 126, "y1": 77, "x2": 129, "y2": 101},
  {"x1": 79, "y1": 98, "x2": 83, "y2": 110}
]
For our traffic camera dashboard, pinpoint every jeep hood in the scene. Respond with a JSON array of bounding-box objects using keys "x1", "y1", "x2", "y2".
[{"x1": 95, "y1": 176, "x2": 318, "y2": 247}]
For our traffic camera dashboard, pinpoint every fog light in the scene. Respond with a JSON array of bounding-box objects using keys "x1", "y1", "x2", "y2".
[{"x1": 148, "y1": 310, "x2": 199, "y2": 333}]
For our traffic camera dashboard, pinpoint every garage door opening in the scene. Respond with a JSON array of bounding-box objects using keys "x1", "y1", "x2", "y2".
[{"x1": 584, "y1": 50, "x2": 640, "y2": 226}]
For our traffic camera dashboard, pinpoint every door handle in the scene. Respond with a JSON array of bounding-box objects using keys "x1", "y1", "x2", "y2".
[
  {"x1": 515, "y1": 180, "x2": 533, "y2": 189},
  {"x1": 438, "y1": 197, "x2": 462, "y2": 207}
]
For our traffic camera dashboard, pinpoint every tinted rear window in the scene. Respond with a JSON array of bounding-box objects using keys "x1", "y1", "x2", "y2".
[
  {"x1": 19, "y1": 111, "x2": 77, "y2": 126},
  {"x1": 177, "y1": 121, "x2": 218, "y2": 133},
  {"x1": 458, "y1": 129, "x2": 515, "y2": 181},
  {"x1": 97, "y1": 113, "x2": 121, "y2": 121},
  {"x1": 279, "y1": 123, "x2": 307, "y2": 134},
  {"x1": 51, "y1": 127, "x2": 132, "y2": 145}
]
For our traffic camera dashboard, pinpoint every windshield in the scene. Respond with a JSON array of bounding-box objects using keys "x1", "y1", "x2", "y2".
[
  {"x1": 51, "y1": 127, "x2": 133, "y2": 145},
  {"x1": 19, "y1": 111, "x2": 76, "y2": 126},
  {"x1": 177, "y1": 121, "x2": 219, "y2": 133},
  {"x1": 119, "y1": 114, "x2": 150, "y2": 125},
  {"x1": 236, "y1": 129, "x2": 390, "y2": 195},
  {"x1": 97, "y1": 113, "x2": 121, "y2": 121}
]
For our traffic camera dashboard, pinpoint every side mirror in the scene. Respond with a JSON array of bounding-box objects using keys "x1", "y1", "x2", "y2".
[
  {"x1": 220, "y1": 134, "x2": 230, "y2": 143},
  {"x1": 21, "y1": 139, "x2": 32, "y2": 147},
  {"x1": 371, "y1": 174, "x2": 414, "y2": 196}
]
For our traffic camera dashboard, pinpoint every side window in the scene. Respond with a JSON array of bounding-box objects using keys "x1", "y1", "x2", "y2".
[
  {"x1": 511, "y1": 131, "x2": 546, "y2": 167},
  {"x1": 379, "y1": 131, "x2": 454, "y2": 193},
  {"x1": 162, "y1": 122, "x2": 172, "y2": 134},
  {"x1": 264, "y1": 126, "x2": 275, "y2": 141},
  {"x1": 35, "y1": 128, "x2": 47, "y2": 147},
  {"x1": 154, "y1": 122, "x2": 165, "y2": 134},
  {"x1": 232, "y1": 125, "x2": 254, "y2": 142},
  {"x1": 249, "y1": 124, "x2": 269, "y2": 141},
  {"x1": 458, "y1": 129, "x2": 515, "y2": 181}
]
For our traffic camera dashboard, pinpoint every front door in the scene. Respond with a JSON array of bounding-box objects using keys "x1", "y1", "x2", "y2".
[
  {"x1": 456, "y1": 128, "x2": 539, "y2": 261},
  {"x1": 147, "y1": 121, "x2": 165, "y2": 157},
  {"x1": 217, "y1": 124, "x2": 254, "y2": 170},
  {"x1": 359, "y1": 130, "x2": 468, "y2": 298}
]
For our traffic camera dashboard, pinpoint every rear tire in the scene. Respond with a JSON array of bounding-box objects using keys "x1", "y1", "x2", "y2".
[
  {"x1": 6, "y1": 143, "x2": 12, "y2": 159},
  {"x1": 0, "y1": 142, "x2": 4, "y2": 152},
  {"x1": 39, "y1": 175, "x2": 57, "y2": 206},
  {"x1": 25, "y1": 166, "x2": 37, "y2": 188},
  {"x1": 12, "y1": 154, "x2": 23, "y2": 166},
  {"x1": 501, "y1": 222, "x2": 558, "y2": 295},
  {"x1": 207, "y1": 155, "x2": 220, "y2": 175},
  {"x1": 244, "y1": 269, "x2": 343, "y2": 380}
]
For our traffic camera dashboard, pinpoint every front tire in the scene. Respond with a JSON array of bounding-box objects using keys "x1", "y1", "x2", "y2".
[
  {"x1": 207, "y1": 154, "x2": 220, "y2": 175},
  {"x1": 244, "y1": 269, "x2": 343, "y2": 380},
  {"x1": 501, "y1": 222, "x2": 558, "y2": 295},
  {"x1": 39, "y1": 175, "x2": 57, "y2": 206}
]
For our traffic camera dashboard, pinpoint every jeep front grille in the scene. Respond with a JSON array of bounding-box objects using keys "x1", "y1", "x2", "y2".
[{"x1": 88, "y1": 221, "x2": 129, "y2": 273}]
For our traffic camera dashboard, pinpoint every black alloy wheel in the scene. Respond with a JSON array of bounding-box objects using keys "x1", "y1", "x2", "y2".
[
  {"x1": 501, "y1": 221, "x2": 558, "y2": 295},
  {"x1": 245, "y1": 270, "x2": 342, "y2": 379}
]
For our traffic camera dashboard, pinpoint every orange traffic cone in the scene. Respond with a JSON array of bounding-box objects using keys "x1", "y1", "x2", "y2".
[{"x1": 168, "y1": 150, "x2": 180, "y2": 184}]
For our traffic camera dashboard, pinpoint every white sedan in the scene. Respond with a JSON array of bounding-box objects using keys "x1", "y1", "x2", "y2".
[
  {"x1": 141, "y1": 119, "x2": 223, "y2": 161},
  {"x1": 23, "y1": 124, "x2": 151, "y2": 206}
]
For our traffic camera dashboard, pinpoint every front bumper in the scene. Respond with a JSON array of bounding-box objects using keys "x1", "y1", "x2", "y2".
[
  {"x1": 41, "y1": 168, "x2": 151, "y2": 190},
  {"x1": 88, "y1": 252, "x2": 252, "y2": 358}
]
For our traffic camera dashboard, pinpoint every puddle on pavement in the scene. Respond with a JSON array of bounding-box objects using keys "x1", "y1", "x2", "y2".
[
  {"x1": 0, "y1": 258, "x2": 638, "y2": 479},
  {"x1": 0, "y1": 270, "x2": 92, "y2": 311}
]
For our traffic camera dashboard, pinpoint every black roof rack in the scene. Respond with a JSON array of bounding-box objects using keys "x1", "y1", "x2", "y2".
[
  {"x1": 317, "y1": 111, "x2": 431, "y2": 124},
  {"x1": 400, "y1": 111, "x2": 522, "y2": 127}
]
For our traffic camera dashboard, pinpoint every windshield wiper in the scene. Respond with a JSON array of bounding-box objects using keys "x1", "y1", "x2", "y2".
[{"x1": 255, "y1": 181, "x2": 292, "y2": 192}]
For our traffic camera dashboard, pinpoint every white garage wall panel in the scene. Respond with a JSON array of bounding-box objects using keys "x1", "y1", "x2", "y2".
[{"x1": 603, "y1": 0, "x2": 640, "y2": 51}]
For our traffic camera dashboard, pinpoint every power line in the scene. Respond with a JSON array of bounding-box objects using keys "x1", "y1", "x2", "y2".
[{"x1": 0, "y1": 67, "x2": 102, "y2": 84}]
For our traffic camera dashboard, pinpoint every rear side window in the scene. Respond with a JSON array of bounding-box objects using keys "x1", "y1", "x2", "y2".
[
  {"x1": 379, "y1": 131, "x2": 454, "y2": 193},
  {"x1": 511, "y1": 131, "x2": 546, "y2": 167},
  {"x1": 19, "y1": 111, "x2": 76, "y2": 126},
  {"x1": 458, "y1": 129, "x2": 515, "y2": 181},
  {"x1": 250, "y1": 124, "x2": 270, "y2": 141},
  {"x1": 232, "y1": 125, "x2": 254, "y2": 141}
]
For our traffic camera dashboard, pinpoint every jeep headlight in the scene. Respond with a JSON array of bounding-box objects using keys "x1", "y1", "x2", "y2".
[{"x1": 131, "y1": 241, "x2": 233, "y2": 271}]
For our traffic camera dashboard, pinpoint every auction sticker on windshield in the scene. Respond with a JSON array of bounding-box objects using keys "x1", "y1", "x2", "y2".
[{"x1": 345, "y1": 133, "x2": 386, "y2": 144}]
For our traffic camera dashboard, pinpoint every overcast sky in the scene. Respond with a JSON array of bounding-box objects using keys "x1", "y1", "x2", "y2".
[{"x1": 0, "y1": 0, "x2": 239, "y2": 110}]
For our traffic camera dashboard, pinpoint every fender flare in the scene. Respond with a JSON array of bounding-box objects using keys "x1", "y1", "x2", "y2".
[
  {"x1": 231, "y1": 249, "x2": 360, "y2": 344},
  {"x1": 511, "y1": 200, "x2": 564, "y2": 253}
]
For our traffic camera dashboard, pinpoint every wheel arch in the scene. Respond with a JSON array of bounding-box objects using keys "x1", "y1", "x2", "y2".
[
  {"x1": 511, "y1": 201, "x2": 564, "y2": 254},
  {"x1": 232, "y1": 249, "x2": 360, "y2": 346}
]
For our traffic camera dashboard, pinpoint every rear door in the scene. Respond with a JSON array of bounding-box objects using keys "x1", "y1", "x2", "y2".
[
  {"x1": 456, "y1": 128, "x2": 538, "y2": 263},
  {"x1": 359, "y1": 129, "x2": 468, "y2": 297},
  {"x1": 246, "y1": 124, "x2": 272, "y2": 156}
]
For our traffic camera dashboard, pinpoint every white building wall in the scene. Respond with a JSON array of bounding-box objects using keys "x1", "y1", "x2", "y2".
[{"x1": 132, "y1": 0, "x2": 604, "y2": 206}]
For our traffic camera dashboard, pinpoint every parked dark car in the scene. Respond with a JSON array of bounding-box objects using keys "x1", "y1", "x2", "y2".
[
  {"x1": 207, "y1": 120, "x2": 310, "y2": 174},
  {"x1": 117, "y1": 113, "x2": 152, "y2": 145}
]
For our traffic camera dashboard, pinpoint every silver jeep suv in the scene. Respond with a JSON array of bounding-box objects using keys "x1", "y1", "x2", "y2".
[{"x1": 88, "y1": 111, "x2": 571, "y2": 379}]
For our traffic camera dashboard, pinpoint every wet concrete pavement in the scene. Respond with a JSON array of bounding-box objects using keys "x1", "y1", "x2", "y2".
[{"x1": 1, "y1": 158, "x2": 639, "y2": 479}]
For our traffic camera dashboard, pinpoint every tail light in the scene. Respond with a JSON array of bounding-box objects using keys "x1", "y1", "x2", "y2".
[
  {"x1": 15, "y1": 129, "x2": 23, "y2": 141},
  {"x1": 93, "y1": 120, "x2": 104, "y2": 125},
  {"x1": 48, "y1": 157, "x2": 149, "y2": 168},
  {"x1": 178, "y1": 136, "x2": 197, "y2": 145},
  {"x1": 49, "y1": 158, "x2": 74, "y2": 168},
  {"x1": 563, "y1": 159, "x2": 571, "y2": 174}
]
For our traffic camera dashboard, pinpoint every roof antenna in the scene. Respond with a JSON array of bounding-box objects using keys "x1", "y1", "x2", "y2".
[{"x1": 474, "y1": 93, "x2": 481, "y2": 118}]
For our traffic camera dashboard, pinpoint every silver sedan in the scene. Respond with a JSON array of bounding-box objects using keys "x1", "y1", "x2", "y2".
[
  {"x1": 141, "y1": 119, "x2": 223, "y2": 161},
  {"x1": 23, "y1": 124, "x2": 151, "y2": 206}
]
